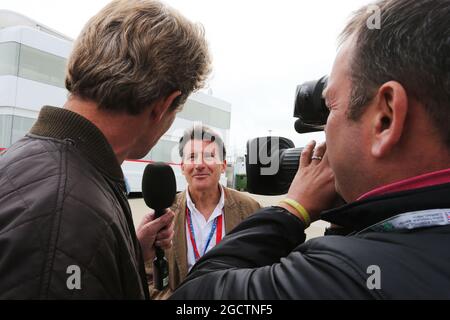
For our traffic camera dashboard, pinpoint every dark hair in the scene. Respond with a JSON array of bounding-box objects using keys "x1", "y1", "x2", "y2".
[
  {"x1": 340, "y1": 0, "x2": 450, "y2": 147},
  {"x1": 178, "y1": 125, "x2": 226, "y2": 161},
  {"x1": 65, "y1": 0, "x2": 211, "y2": 115}
]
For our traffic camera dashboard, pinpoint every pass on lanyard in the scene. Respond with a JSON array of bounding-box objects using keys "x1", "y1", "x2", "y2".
[
  {"x1": 358, "y1": 208, "x2": 450, "y2": 234},
  {"x1": 186, "y1": 207, "x2": 223, "y2": 262}
]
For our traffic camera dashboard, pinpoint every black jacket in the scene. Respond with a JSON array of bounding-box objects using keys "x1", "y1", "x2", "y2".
[
  {"x1": 0, "y1": 106, "x2": 149, "y2": 299},
  {"x1": 171, "y1": 182, "x2": 450, "y2": 299}
]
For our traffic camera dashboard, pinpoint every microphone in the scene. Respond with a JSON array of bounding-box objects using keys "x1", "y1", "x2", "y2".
[{"x1": 142, "y1": 162, "x2": 177, "y2": 291}]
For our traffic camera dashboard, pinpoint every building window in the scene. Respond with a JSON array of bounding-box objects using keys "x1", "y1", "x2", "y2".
[
  {"x1": 143, "y1": 139, "x2": 179, "y2": 163},
  {"x1": 178, "y1": 100, "x2": 231, "y2": 129},
  {"x1": 11, "y1": 116, "x2": 36, "y2": 145},
  {"x1": 0, "y1": 41, "x2": 67, "y2": 88},
  {"x1": 0, "y1": 42, "x2": 20, "y2": 76},
  {"x1": 0, "y1": 114, "x2": 13, "y2": 148},
  {"x1": 18, "y1": 44, "x2": 67, "y2": 88}
]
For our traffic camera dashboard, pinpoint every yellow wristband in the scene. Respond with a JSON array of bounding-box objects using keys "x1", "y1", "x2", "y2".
[{"x1": 279, "y1": 198, "x2": 311, "y2": 227}]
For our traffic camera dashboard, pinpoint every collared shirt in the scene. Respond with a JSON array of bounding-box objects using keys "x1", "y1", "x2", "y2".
[
  {"x1": 358, "y1": 168, "x2": 450, "y2": 201},
  {"x1": 186, "y1": 186, "x2": 225, "y2": 271}
]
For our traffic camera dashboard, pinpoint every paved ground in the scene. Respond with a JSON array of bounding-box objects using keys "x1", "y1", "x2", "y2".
[{"x1": 129, "y1": 192, "x2": 329, "y2": 241}]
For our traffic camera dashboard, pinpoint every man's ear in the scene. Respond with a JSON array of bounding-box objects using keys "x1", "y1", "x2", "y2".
[
  {"x1": 371, "y1": 81, "x2": 408, "y2": 158},
  {"x1": 221, "y1": 159, "x2": 227, "y2": 173},
  {"x1": 181, "y1": 161, "x2": 186, "y2": 176},
  {"x1": 151, "y1": 91, "x2": 182, "y2": 121}
]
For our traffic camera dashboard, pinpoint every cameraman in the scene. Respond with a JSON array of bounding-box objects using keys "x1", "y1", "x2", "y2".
[{"x1": 172, "y1": 0, "x2": 450, "y2": 299}]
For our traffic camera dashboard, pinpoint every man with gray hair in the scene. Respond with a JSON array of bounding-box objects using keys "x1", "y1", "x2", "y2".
[
  {"x1": 0, "y1": 0, "x2": 210, "y2": 299},
  {"x1": 148, "y1": 125, "x2": 260, "y2": 299},
  {"x1": 172, "y1": 0, "x2": 450, "y2": 299}
]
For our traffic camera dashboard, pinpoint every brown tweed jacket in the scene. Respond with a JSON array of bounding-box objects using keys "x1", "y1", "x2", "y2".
[{"x1": 147, "y1": 186, "x2": 261, "y2": 299}]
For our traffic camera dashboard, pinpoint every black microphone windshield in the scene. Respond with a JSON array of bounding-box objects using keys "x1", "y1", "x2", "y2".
[{"x1": 142, "y1": 162, "x2": 177, "y2": 211}]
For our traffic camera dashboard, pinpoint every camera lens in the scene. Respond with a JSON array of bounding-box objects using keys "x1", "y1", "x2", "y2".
[
  {"x1": 294, "y1": 76, "x2": 329, "y2": 132},
  {"x1": 244, "y1": 76, "x2": 329, "y2": 195},
  {"x1": 246, "y1": 137, "x2": 302, "y2": 195}
]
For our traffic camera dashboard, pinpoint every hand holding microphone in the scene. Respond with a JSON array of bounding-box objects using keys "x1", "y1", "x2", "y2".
[
  {"x1": 136, "y1": 209, "x2": 175, "y2": 262},
  {"x1": 141, "y1": 163, "x2": 177, "y2": 291}
]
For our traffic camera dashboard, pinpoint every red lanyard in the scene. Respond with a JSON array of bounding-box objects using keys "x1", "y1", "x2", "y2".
[{"x1": 186, "y1": 206, "x2": 223, "y2": 261}]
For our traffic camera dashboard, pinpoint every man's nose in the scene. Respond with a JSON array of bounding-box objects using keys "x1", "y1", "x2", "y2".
[{"x1": 194, "y1": 155, "x2": 206, "y2": 168}]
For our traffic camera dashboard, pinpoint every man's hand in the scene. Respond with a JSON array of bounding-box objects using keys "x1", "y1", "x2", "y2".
[
  {"x1": 281, "y1": 141, "x2": 339, "y2": 223},
  {"x1": 137, "y1": 209, "x2": 175, "y2": 262}
]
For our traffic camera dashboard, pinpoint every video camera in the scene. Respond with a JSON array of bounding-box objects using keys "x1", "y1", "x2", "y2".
[{"x1": 246, "y1": 76, "x2": 329, "y2": 195}]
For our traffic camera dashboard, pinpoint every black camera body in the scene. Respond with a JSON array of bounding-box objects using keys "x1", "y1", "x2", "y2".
[{"x1": 246, "y1": 76, "x2": 328, "y2": 195}]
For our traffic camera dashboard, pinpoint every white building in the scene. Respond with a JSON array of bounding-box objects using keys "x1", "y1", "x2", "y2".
[{"x1": 0, "y1": 10, "x2": 231, "y2": 192}]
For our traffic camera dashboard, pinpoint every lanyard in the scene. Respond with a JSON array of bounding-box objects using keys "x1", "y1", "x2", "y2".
[
  {"x1": 186, "y1": 207, "x2": 223, "y2": 262},
  {"x1": 357, "y1": 208, "x2": 450, "y2": 234}
]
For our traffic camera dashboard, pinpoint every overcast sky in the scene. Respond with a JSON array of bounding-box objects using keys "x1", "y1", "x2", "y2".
[{"x1": 1, "y1": 0, "x2": 372, "y2": 155}]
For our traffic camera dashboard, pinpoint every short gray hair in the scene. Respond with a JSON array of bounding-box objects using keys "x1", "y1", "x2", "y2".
[
  {"x1": 340, "y1": 0, "x2": 450, "y2": 148},
  {"x1": 178, "y1": 125, "x2": 226, "y2": 161}
]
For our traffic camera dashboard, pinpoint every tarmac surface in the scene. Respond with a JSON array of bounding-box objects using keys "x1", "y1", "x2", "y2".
[{"x1": 129, "y1": 192, "x2": 329, "y2": 241}]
